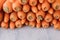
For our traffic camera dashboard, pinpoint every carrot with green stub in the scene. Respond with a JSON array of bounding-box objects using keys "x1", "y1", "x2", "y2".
[
  {"x1": 27, "y1": 12, "x2": 36, "y2": 21},
  {"x1": 10, "y1": 12, "x2": 18, "y2": 22},
  {"x1": 23, "y1": 4, "x2": 30, "y2": 13},
  {"x1": 12, "y1": 1, "x2": 22, "y2": 12},
  {"x1": 3, "y1": 0, "x2": 12, "y2": 13}
]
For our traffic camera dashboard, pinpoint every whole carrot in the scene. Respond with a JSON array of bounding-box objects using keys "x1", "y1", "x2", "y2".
[
  {"x1": 45, "y1": 14, "x2": 53, "y2": 22},
  {"x1": 52, "y1": 0, "x2": 60, "y2": 10},
  {"x1": 53, "y1": 11, "x2": 60, "y2": 19},
  {"x1": 36, "y1": 10, "x2": 45, "y2": 21},
  {"x1": 48, "y1": 8, "x2": 54, "y2": 14},
  {"x1": 3, "y1": 1, "x2": 12, "y2": 13},
  {"x1": 31, "y1": 6, "x2": 38, "y2": 13},
  {"x1": 29, "y1": 21, "x2": 36, "y2": 28},
  {"x1": 27, "y1": 12, "x2": 36, "y2": 21},
  {"x1": 1, "y1": 21, "x2": 8, "y2": 29},
  {"x1": 17, "y1": 11, "x2": 26, "y2": 19},
  {"x1": 23, "y1": 4, "x2": 30, "y2": 13},
  {"x1": 4, "y1": 13, "x2": 9, "y2": 23},
  {"x1": 10, "y1": 21, "x2": 15, "y2": 29},
  {"x1": 12, "y1": 1, "x2": 22, "y2": 12},
  {"x1": 29, "y1": 0, "x2": 37, "y2": 6},
  {"x1": 18, "y1": 0, "x2": 28, "y2": 5},
  {"x1": 10, "y1": 12, "x2": 18, "y2": 22},
  {"x1": 42, "y1": 20, "x2": 49, "y2": 28},
  {"x1": 42, "y1": 1, "x2": 50, "y2": 11},
  {"x1": 15, "y1": 20, "x2": 22, "y2": 28}
]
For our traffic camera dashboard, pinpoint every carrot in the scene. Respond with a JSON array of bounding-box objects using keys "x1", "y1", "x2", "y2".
[
  {"x1": 36, "y1": 22, "x2": 41, "y2": 28},
  {"x1": 8, "y1": 0, "x2": 16, "y2": 3},
  {"x1": 59, "y1": 18, "x2": 60, "y2": 21},
  {"x1": 54, "y1": 21, "x2": 60, "y2": 30},
  {"x1": 18, "y1": 0, "x2": 28, "y2": 5},
  {"x1": 47, "y1": 0, "x2": 55, "y2": 3},
  {"x1": 31, "y1": 6, "x2": 38, "y2": 13},
  {"x1": 27, "y1": 12, "x2": 36, "y2": 21},
  {"x1": 10, "y1": 12, "x2": 18, "y2": 22},
  {"x1": 4, "y1": 13, "x2": 9, "y2": 23},
  {"x1": 3, "y1": 1, "x2": 12, "y2": 13},
  {"x1": 23, "y1": 4, "x2": 30, "y2": 13},
  {"x1": 42, "y1": 1, "x2": 50, "y2": 11},
  {"x1": 10, "y1": 21, "x2": 15, "y2": 29},
  {"x1": 29, "y1": 0, "x2": 37, "y2": 6},
  {"x1": 52, "y1": 0, "x2": 60, "y2": 10},
  {"x1": 48, "y1": 8, "x2": 54, "y2": 14},
  {"x1": 1, "y1": 21, "x2": 8, "y2": 29},
  {"x1": 12, "y1": 1, "x2": 22, "y2": 12},
  {"x1": 36, "y1": 18, "x2": 41, "y2": 23},
  {"x1": 45, "y1": 14, "x2": 53, "y2": 22},
  {"x1": 37, "y1": 4, "x2": 42, "y2": 11},
  {"x1": 52, "y1": 19, "x2": 57, "y2": 25},
  {"x1": 17, "y1": 11, "x2": 26, "y2": 19},
  {"x1": 29, "y1": 21, "x2": 36, "y2": 28},
  {"x1": 15, "y1": 20, "x2": 22, "y2": 28},
  {"x1": 0, "y1": 0, "x2": 6, "y2": 10},
  {"x1": 42, "y1": 20, "x2": 49, "y2": 28},
  {"x1": 21, "y1": 19, "x2": 26, "y2": 24},
  {"x1": 0, "y1": 12, "x2": 3, "y2": 22},
  {"x1": 36, "y1": 10, "x2": 45, "y2": 21},
  {"x1": 53, "y1": 11, "x2": 60, "y2": 19},
  {"x1": 39, "y1": 0, "x2": 44, "y2": 3},
  {"x1": 25, "y1": 21, "x2": 29, "y2": 26}
]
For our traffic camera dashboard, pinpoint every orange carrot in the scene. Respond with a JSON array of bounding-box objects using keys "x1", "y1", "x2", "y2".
[
  {"x1": 54, "y1": 21, "x2": 60, "y2": 30},
  {"x1": 17, "y1": 11, "x2": 26, "y2": 19},
  {"x1": 10, "y1": 12, "x2": 18, "y2": 22},
  {"x1": 27, "y1": 12, "x2": 36, "y2": 21},
  {"x1": 8, "y1": 0, "x2": 16, "y2": 3},
  {"x1": 0, "y1": 12, "x2": 3, "y2": 22},
  {"x1": 52, "y1": 0, "x2": 60, "y2": 10},
  {"x1": 12, "y1": 1, "x2": 22, "y2": 12},
  {"x1": 29, "y1": 0, "x2": 37, "y2": 6},
  {"x1": 48, "y1": 8, "x2": 54, "y2": 14},
  {"x1": 29, "y1": 21, "x2": 36, "y2": 28},
  {"x1": 10, "y1": 21, "x2": 15, "y2": 29},
  {"x1": 23, "y1": 4, "x2": 30, "y2": 13},
  {"x1": 15, "y1": 20, "x2": 22, "y2": 28},
  {"x1": 47, "y1": 0, "x2": 55, "y2": 3},
  {"x1": 39, "y1": 0, "x2": 44, "y2": 3},
  {"x1": 36, "y1": 22, "x2": 41, "y2": 28},
  {"x1": 3, "y1": 1, "x2": 12, "y2": 13},
  {"x1": 45, "y1": 14, "x2": 53, "y2": 22},
  {"x1": 18, "y1": 0, "x2": 28, "y2": 5},
  {"x1": 4, "y1": 13, "x2": 9, "y2": 23},
  {"x1": 1, "y1": 21, "x2": 8, "y2": 29},
  {"x1": 37, "y1": 4, "x2": 42, "y2": 11},
  {"x1": 53, "y1": 11, "x2": 60, "y2": 19},
  {"x1": 36, "y1": 10, "x2": 45, "y2": 21},
  {"x1": 42, "y1": 20, "x2": 49, "y2": 28},
  {"x1": 42, "y1": 1, "x2": 50, "y2": 11},
  {"x1": 21, "y1": 19, "x2": 26, "y2": 24},
  {"x1": 0, "y1": 0, "x2": 6, "y2": 10},
  {"x1": 31, "y1": 6, "x2": 38, "y2": 13},
  {"x1": 59, "y1": 18, "x2": 60, "y2": 21},
  {"x1": 52, "y1": 19, "x2": 57, "y2": 25}
]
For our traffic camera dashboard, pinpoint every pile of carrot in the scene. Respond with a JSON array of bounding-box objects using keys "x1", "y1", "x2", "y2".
[{"x1": 0, "y1": 0, "x2": 60, "y2": 30}]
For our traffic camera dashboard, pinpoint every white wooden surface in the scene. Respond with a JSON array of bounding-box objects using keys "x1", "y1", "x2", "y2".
[{"x1": 0, "y1": 26, "x2": 60, "y2": 40}]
